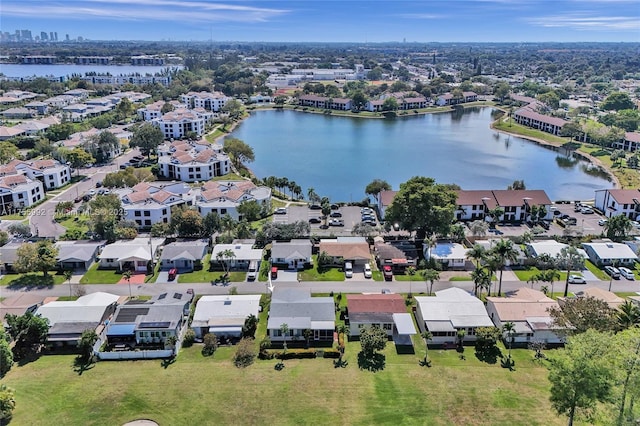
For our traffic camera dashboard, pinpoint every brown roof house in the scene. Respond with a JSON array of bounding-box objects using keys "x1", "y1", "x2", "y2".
[
  {"x1": 318, "y1": 237, "x2": 371, "y2": 266},
  {"x1": 346, "y1": 293, "x2": 416, "y2": 346}
]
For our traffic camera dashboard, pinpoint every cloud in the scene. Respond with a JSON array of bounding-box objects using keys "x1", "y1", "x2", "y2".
[
  {"x1": 527, "y1": 14, "x2": 640, "y2": 31},
  {"x1": 1, "y1": 0, "x2": 290, "y2": 23},
  {"x1": 396, "y1": 13, "x2": 446, "y2": 20}
]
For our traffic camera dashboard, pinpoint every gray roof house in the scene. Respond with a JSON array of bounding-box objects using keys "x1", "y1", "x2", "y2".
[
  {"x1": 211, "y1": 242, "x2": 263, "y2": 271},
  {"x1": 160, "y1": 240, "x2": 208, "y2": 271},
  {"x1": 270, "y1": 239, "x2": 312, "y2": 270},
  {"x1": 267, "y1": 287, "x2": 335, "y2": 343},
  {"x1": 191, "y1": 295, "x2": 262, "y2": 338},
  {"x1": 56, "y1": 240, "x2": 106, "y2": 271},
  {"x1": 581, "y1": 241, "x2": 638, "y2": 267},
  {"x1": 0, "y1": 242, "x2": 22, "y2": 272}
]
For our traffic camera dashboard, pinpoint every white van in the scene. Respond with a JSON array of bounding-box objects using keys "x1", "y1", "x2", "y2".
[
  {"x1": 344, "y1": 262, "x2": 353, "y2": 278},
  {"x1": 247, "y1": 260, "x2": 259, "y2": 281},
  {"x1": 619, "y1": 267, "x2": 635, "y2": 280}
]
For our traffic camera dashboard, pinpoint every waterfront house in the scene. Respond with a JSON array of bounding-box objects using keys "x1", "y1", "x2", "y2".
[
  {"x1": 594, "y1": 189, "x2": 640, "y2": 220},
  {"x1": 157, "y1": 140, "x2": 231, "y2": 182}
]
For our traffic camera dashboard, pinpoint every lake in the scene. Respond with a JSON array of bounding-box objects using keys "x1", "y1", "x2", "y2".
[
  {"x1": 225, "y1": 108, "x2": 612, "y2": 202},
  {"x1": 0, "y1": 63, "x2": 181, "y2": 78}
]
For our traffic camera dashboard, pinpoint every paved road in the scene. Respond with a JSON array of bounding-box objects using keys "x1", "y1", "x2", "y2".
[
  {"x1": 3, "y1": 278, "x2": 638, "y2": 299},
  {"x1": 30, "y1": 150, "x2": 140, "y2": 238}
]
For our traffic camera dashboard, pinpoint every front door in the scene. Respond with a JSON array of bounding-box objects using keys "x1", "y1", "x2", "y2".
[{"x1": 314, "y1": 329, "x2": 320, "y2": 340}]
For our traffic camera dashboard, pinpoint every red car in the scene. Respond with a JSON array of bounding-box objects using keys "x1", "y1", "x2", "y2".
[
  {"x1": 168, "y1": 268, "x2": 178, "y2": 281},
  {"x1": 383, "y1": 265, "x2": 393, "y2": 281}
]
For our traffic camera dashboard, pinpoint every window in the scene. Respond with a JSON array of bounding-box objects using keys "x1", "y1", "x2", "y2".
[
  {"x1": 383, "y1": 323, "x2": 392, "y2": 331},
  {"x1": 144, "y1": 211, "x2": 150, "y2": 216},
  {"x1": 162, "y1": 209, "x2": 167, "y2": 215},
  {"x1": 134, "y1": 211, "x2": 141, "y2": 216},
  {"x1": 220, "y1": 208, "x2": 227, "y2": 214},
  {"x1": 145, "y1": 220, "x2": 151, "y2": 226}
]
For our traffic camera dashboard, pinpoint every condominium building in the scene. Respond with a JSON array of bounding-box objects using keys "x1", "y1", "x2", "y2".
[
  {"x1": 153, "y1": 108, "x2": 213, "y2": 139},
  {"x1": 180, "y1": 91, "x2": 230, "y2": 112},
  {"x1": 196, "y1": 180, "x2": 272, "y2": 220},
  {"x1": 117, "y1": 182, "x2": 193, "y2": 229},
  {"x1": 157, "y1": 140, "x2": 230, "y2": 182}
]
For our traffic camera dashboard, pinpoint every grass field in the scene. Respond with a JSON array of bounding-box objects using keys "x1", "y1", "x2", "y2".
[
  {"x1": 1, "y1": 340, "x2": 566, "y2": 426},
  {"x1": 0, "y1": 272, "x2": 66, "y2": 287},
  {"x1": 79, "y1": 264, "x2": 124, "y2": 284}
]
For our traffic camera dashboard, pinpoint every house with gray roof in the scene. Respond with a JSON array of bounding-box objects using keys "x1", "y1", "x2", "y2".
[
  {"x1": 415, "y1": 287, "x2": 494, "y2": 345},
  {"x1": 191, "y1": 295, "x2": 261, "y2": 338},
  {"x1": 160, "y1": 240, "x2": 208, "y2": 272},
  {"x1": 581, "y1": 241, "x2": 638, "y2": 267},
  {"x1": 270, "y1": 239, "x2": 312, "y2": 270},
  {"x1": 267, "y1": 287, "x2": 335, "y2": 343},
  {"x1": 0, "y1": 241, "x2": 22, "y2": 272},
  {"x1": 56, "y1": 240, "x2": 105, "y2": 271},
  {"x1": 211, "y1": 242, "x2": 263, "y2": 271}
]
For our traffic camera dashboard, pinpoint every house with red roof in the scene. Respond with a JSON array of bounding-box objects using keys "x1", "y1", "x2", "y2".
[
  {"x1": 196, "y1": 180, "x2": 272, "y2": 221},
  {"x1": 346, "y1": 293, "x2": 416, "y2": 345},
  {"x1": 117, "y1": 181, "x2": 192, "y2": 229}
]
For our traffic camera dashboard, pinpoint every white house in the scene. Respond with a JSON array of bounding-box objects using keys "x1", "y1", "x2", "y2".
[
  {"x1": 267, "y1": 288, "x2": 335, "y2": 343},
  {"x1": 594, "y1": 189, "x2": 640, "y2": 220},
  {"x1": 211, "y1": 243, "x2": 263, "y2": 271},
  {"x1": 191, "y1": 295, "x2": 262, "y2": 338},
  {"x1": 0, "y1": 174, "x2": 44, "y2": 213},
  {"x1": 137, "y1": 100, "x2": 186, "y2": 121},
  {"x1": 98, "y1": 237, "x2": 165, "y2": 272},
  {"x1": 196, "y1": 180, "x2": 271, "y2": 220},
  {"x1": 270, "y1": 240, "x2": 313, "y2": 270},
  {"x1": 346, "y1": 294, "x2": 416, "y2": 343},
  {"x1": 415, "y1": 288, "x2": 494, "y2": 345},
  {"x1": 157, "y1": 140, "x2": 231, "y2": 182},
  {"x1": 180, "y1": 91, "x2": 230, "y2": 112},
  {"x1": 428, "y1": 242, "x2": 468, "y2": 269},
  {"x1": 153, "y1": 108, "x2": 213, "y2": 139},
  {"x1": 486, "y1": 288, "x2": 565, "y2": 346},
  {"x1": 160, "y1": 240, "x2": 208, "y2": 271},
  {"x1": 14, "y1": 159, "x2": 71, "y2": 190},
  {"x1": 581, "y1": 241, "x2": 638, "y2": 267}
]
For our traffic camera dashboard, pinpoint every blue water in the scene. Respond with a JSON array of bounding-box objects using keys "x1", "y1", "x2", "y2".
[
  {"x1": 0, "y1": 63, "x2": 180, "y2": 77},
  {"x1": 225, "y1": 108, "x2": 612, "y2": 203}
]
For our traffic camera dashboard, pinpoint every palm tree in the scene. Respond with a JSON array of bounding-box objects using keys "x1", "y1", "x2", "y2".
[
  {"x1": 484, "y1": 254, "x2": 501, "y2": 297},
  {"x1": 466, "y1": 244, "x2": 486, "y2": 269},
  {"x1": 537, "y1": 269, "x2": 560, "y2": 296},
  {"x1": 64, "y1": 270, "x2": 73, "y2": 297},
  {"x1": 557, "y1": 246, "x2": 585, "y2": 297},
  {"x1": 527, "y1": 274, "x2": 539, "y2": 289},
  {"x1": 421, "y1": 330, "x2": 433, "y2": 365},
  {"x1": 123, "y1": 270, "x2": 132, "y2": 298},
  {"x1": 216, "y1": 249, "x2": 236, "y2": 276},
  {"x1": 502, "y1": 322, "x2": 515, "y2": 358},
  {"x1": 492, "y1": 239, "x2": 519, "y2": 296},
  {"x1": 420, "y1": 268, "x2": 440, "y2": 295},
  {"x1": 423, "y1": 235, "x2": 437, "y2": 260},
  {"x1": 280, "y1": 323, "x2": 289, "y2": 355},
  {"x1": 220, "y1": 214, "x2": 236, "y2": 238},
  {"x1": 617, "y1": 300, "x2": 640, "y2": 330},
  {"x1": 337, "y1": 324, "x2": 350, "y2": 343},
  {"x1": 471, "y1": 267, "x2": 491, "y2": 297},
  {"x1": 406, "y1": 266, "x2": 416, "y2": 297}
]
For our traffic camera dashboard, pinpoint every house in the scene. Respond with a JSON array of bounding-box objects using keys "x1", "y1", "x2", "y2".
[
  {"x1": 558, "y1": 287, "x2": 625, "y2": 310},
  {"x1": 55, "y1": 240, "x2": 105, "y2": 271},
  {"x1": 594, "y1": 189, "x2": 640, "y2": 220},
  {"x1": 160, "y1": 240, "x2": 208, "y2": 272},
  {"x1": 24, "y1": 101, "x2": 49, "y2": 115},
  {"x1": 455, "y1": 190, "x2": 497, "y2": 221},
  {"x1": 157, "y1": 140, "x2": 231, "y2": 182},
  {"x1": 491, "y1": 190, "x2": 553, "y2": 222},
  {"x1": 377, "y1": 190, "x2": 397, "y2": 218},
  {"x1": 105, "y1": 292, "x2": 192, "y2": 348},
  {"x1": 581, "y1": 241, "x2": 638, "y2": 267},
  {"x1": 196, "y1": 180, "x2": 271, "y2": 220},
  {"x1": 0, "y1": 126, "x2": 26, "y2": 141},
  {"x1": 435, "y1": 91, "x2": 477, "y2": 106},
  {"x1": 137, "y1": 100, "x2": 186, "y2": 121},
  {"x1": 414, "y1": 288, "x2": 494, "y2": 345},
  {"x1": 346, "y1": 294, "x2": 416, "y2": 345},
  {"x1": 270, "y1": 240, "x2": 312, "y2": 270},
  {"x1": 0, "y1": 174, "x2": 45, "y2": 212},
  {"x1": 211, "y1": 242, "x2": 263, "y2": 271},
  {"x1": 35, "y1": 292, "x2": 120, "y2": 347},
  {"x1": 0, "y1": 242, "x2": 21, "y2": 272},
  {"x1": 428, "y1": 242, "x2": 468, "y2": 269},
  {"x1": 318, "y1": 239, "x2": 371, "y2": 266},
  {"x1": 117, "y1": 182, "x2": 192, "y2": 229},
  {"x1": 0, "y1": 294, "x2": 44, "y2": 322},
  {"x1": 13, "y1": 159, "x2": 72, "y2": 190},
  {"x1": 0, "y1": 107, "x2": 34, "y2": 119},
  {"x1": 191, "y1": 295, "x2": 262, "y2": 339},
  {"x1": 486, "y1": 288, "x2": 565, "y2": 346},
  {"x1": 613, "y1": 132, "x2": 640, "y2": 152},
  {"x1": 525, "y1": 240, "x2": 588, "y2": 262},
  {"x1": 267, "y1": 287, "x2": 335, "y2": 343},
  {"x1": 374, "y1": 239, "x2": 418, "y2": 273},
  {"x1": 98, "y1": 237, "x2": 165, "y2": 272}
]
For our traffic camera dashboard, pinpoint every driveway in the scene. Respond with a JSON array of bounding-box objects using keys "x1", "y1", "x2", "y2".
[{"x1": 272, "y1": 270, "x2": 299, "y2": 282}]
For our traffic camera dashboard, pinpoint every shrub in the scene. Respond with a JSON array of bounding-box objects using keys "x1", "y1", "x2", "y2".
[
  {"x1": 202, "y1": 333, "x2": 218, "y2": 357},
  {"x1": 183, "y1": 329, "x2": 196, "y2": 347},
  {"x1": 323, "y1": 349, "x2": 341, "y2": 359},
  {"x1": 233, "y1": 338, "x2": 256, "y2": 368}
]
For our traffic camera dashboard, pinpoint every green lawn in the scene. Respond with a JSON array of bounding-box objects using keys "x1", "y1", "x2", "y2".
[
  {"x1": 79, "y1": 263, "x2": 123, "y2": 284},
  {"x1": 584, "y1": 260, "x2": 609, "y2": 280},
  {"x1": 298, "y1": 257, "x2": 345, "y2": 281},
  {"x1": 2, "y1": 341, "x2": 566, "y2": 426},
  {"x1": 513, "y1": 268, "x2": 568, "y2": 282},
  {"x1": 449, "y1": 276, "x2": 473, "y2": 281},
  {"x1": 0, "y1": 272, "x2": 66, "y2": 287}
]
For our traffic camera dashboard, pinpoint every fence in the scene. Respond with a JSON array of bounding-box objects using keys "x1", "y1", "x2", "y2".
[{"x1": 96, "y1": 349, "x2": 174, "y2": 360}]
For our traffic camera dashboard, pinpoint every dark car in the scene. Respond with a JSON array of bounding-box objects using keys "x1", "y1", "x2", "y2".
[
  {"x1": 95, "y1": 181, "x2": 103, "y2": 188},
  {"x1": 309, "y1": 217, "x2": 322, "y2": 224},
  {"x1": 330, "y1": 211, "x2": 342, "y2": 218},
  {"x1": 309, "y1": 204, "x2": 322, "y2": 210}
]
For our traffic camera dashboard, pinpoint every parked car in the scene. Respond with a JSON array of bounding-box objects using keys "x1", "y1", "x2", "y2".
[
  {"x1": 309, "y1": 217, "x2": 322, "y2": 224},
  {"x1": 247, "y1": 260, "x2": 259, "y2": 281},
  {"x1": 568, "y1": 274, "x2": 587, "y2": 284},
  {"x1": 89, "y1": 189, "x2": 96, "y2": 195},
  {"x1": 168, "y1": 268, "x2": 178, "y2": 281},
  {"x1": 330, "y1": 211, "x2": 342, "y2": 218},
  {"x1": 598, "y1": 219, "x2": 608, "y2": 226},
  {"x1": 274, "y1": 207, "x2": 287, "y2": 215},
  {"x1": 95, "y1": 181, "x2": 102, "y2": 188},
  {"x1": 119, "y1": 163, "x2": 131, "y2": 169},
  {"x1": 383, "y1": 265, "x2": 393, "y2": 281},
  {"x1": 581, "y1": 207, "x2": 594, "y2": 214},
  {"x1": 364, "y1": 263, "x2": 372, "y2": 279},
  {"x1": 619, "y1": 267, "x2": 635, "y2": 280},
  {"x1": 309, "y1": 204, "x2": 322, "y2": 210},
  {"x1": 271, "y1": 267, "x2": 278, "y2": 279},
  {"x1": 605, "y1": 265, "x2": 621, "y2": 279},
  {"x1": 344, "y1": 262, "x2": 353, "y2": 279},
  {"x1": 329, "y1": 218, "x2": 344, "y2": 226},
  {"x1": 361, "y1": 214, "x2": 375, "y2": 221}
]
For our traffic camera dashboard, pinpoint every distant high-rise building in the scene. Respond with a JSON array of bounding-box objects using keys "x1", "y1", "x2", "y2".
[
  {"x1": 40, "y1": 31, "x2": 48, "y2": 41},
  {"x1": 54, "y1": 32, "x2": 58, "y2": 41},
  {"x1": 50, "y1": 32, "x2": 55, "y2": 41},
  {"x1": 65, "y1": 34, "x2": 70, "y2": 41},
  {"x1": 20, "y1": 30, "x2": 32, "y2": 41}
]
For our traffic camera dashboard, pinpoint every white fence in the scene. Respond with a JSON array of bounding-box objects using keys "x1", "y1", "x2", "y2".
[{"x1": 97, "y1": 349, "x2": 174, "y2": 360}]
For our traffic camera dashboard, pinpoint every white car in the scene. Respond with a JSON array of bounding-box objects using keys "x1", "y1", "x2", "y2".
[
  {"x1": 619, "y1": 267, "x2": 635, "y2": 280},
  {"x1": 364, "y1": 264, "x2": 372, "y2": 279},
  {"x1": 568, "y1": 274, "x2": 586, "y2": 284},
  {"x1": 274, "y1": 207, "x2": 287, "y2": 215},
  {"x1": 598, "y1": 219, "x2": 607, "y2": 226}
]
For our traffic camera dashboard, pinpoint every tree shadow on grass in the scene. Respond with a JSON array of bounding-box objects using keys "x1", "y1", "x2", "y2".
[
  {"x1": 160, "y1": 356, "x2": 176, "y2": 369},
  {"x1": 474, "y1": 345, "x2": 503, "y2": 365},
  {"x1": 73, "y1": 356, "x2": 95, "y2": 376},
  {"x1": 6, "y1": 274, "x2": 55, "y2": 290},
  {"x1": 357, "y1": 351, "x2": 385, "y2": 372},
  {"x1": 333, "y1": 358, "x2": 348, "y2": 368}
]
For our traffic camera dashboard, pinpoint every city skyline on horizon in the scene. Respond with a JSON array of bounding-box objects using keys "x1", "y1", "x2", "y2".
[{"x1": 2, "y1": 0, "x2": 639, "y2": 44}]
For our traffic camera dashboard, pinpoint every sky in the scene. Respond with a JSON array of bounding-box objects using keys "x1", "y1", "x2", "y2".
[{"x1": 2, "y1": 0, "x2": 639, "y2": 43}]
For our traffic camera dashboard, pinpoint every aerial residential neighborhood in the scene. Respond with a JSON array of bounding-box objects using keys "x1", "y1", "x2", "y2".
[{"x1": 0, "y1": 1, "x2": 640, "y2": 424}]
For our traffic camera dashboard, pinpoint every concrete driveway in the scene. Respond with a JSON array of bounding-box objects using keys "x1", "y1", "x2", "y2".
[{"x1": 272, "y1": 270, "x2": 299, "y2": 282}]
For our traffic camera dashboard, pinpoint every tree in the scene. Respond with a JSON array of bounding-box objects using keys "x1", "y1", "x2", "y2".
[
  {"x1": 160, "y1": 102, "x2": 175, "y2": 114},
  {"x1": 0, "y1": 231, "x2": 8, "y2": 247},
  {"x1": 548, "y1": 329, "x2": 614, "y2": 426},
  {"x1": 223, "y1": 138, "x2": 255, "y2": 169},
  {"x1": 471, "y1": 267, "x2": 491, "y2": 297},
  {"x1": 365, "y1": 179, "x2": 391, "y2": 201},
  {"x1": 533, "y1": 269, "x2": 560, "y2": 296},
  {"x1": 421, "y1": 330, "x2": 433, "y2": 366},
  {"x1": 604, "y1": 215, "x2": 633, "y2": 242},
  {"x1": 203, "y1": 211, "x2": 222, "y2": 236},
  {"x1": 0, "y1": 384, "x2": 16, "y2": 424},
  {"x1": 64, "y1": 147, "x2": 94, "y2": 176},
  {"x1": 237, "y1": 200, "x2": 262, "y2": 222},
  {"x1": 64, "y1": 270, "x2": 73, "y2": 297},
  {"x1": 0, "y1": 326, "x2": 13, "y2": 377},
  {"x1": 221, "y1": 99, "x2": 244, "y2": 120},
  {"x1": 5, "y1": 312, "x2": 49, "y2": 360},
  {"x1": 557, "y1": 246, "x2": 585, "y2": 297},
  {"x1": 242, "y1": 314, "x2": 259, "y2": 338},
  {"x1": 129, "y1": 123, "x2": 164, "y2": 159},
  {"x1": 601, "y1": 92, "x2": 634, "y2": 111},
  {"x1": 171, "y1": 207, "x2": 204, "y2": 238},
  {"x1": 85, "y1": 131, "x2": 120, "y2": 164},
  {"x1": 123, "y1": 270, "x2": 132, "y2": 298},
  {"x1": 202, "y1": 333, "x2": 218, "y2": 356},
  {"x1": 491, "y1": 239, "x2": 518, "y2": 296},
  {"x1": 406, "y1": 266, "x2": 416, "y2": 297},
  {"x1": 617, "y1": 300, "x2": 640, "y2": 331},
  {"x1": 466, "y1": 244, "x2": 486, "y2": 269},
  {"x1": 502, "y1": 322, "x2": 515, "y2": 359},
  {"x1": 506, "y1": 179, "x2": 526, "y2": 190},
  {"x1": 8, "y1": 222, "x2": 31, "y2": 237},
  {"x1": 0, "y1": 142, "x2": 20, "y2": 164},
  {"x1": 420, "y1": 269, "x2": 440, "y2": 295},
  {"x1": 382, "y1": 97, "x2": 398, "y2": 112},
  {"x1": 612, "y1": 328, "x2": 640, "y2": 424},
  {"x1": 45, "y1": 122, "x2": 74, "y2": 142},
  {"x1": 14, "y1": 240, "x2": 59, "y2": 277},
  {"x1": 549, "y1": 296, "x2": 617, "y2": 336},
  {"x1": 384, "y1": 176, "x2": 456, "y2": 239},
  {"x1": 280, "y1": 323, "x2": 290, "y2": 358},
  {"x1": 469, "y1": 220, "x2": 489, "y2": 237},
  {"x1": 77, "y1": 329, "x2": 98, "y2": 364},
  {"x1": 233, "y1": 338, "x2": 257, "y2": 368},
  {"x1": 216, "y1": 249, "x2": 236, "y2": 275},
  {"x1": 351, "y1": 91, "x2": 368, "y2": 111},
  {"x1": 359, "y1": 326, "x2": 388, "y2": 356}
]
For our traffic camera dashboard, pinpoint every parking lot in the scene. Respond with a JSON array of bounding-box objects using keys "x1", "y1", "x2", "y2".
[{"x1": 273, "y1": 205, "x2": 379, "y2": 236}]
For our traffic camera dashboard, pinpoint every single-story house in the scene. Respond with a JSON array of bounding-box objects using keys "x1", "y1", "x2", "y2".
[
  {"x1": 558, "y1": 287, "x2": 625, "y2": 310},
  {"x1": 0, "y1": 242, "x2": 22, "y2": 272},
  {"x1": 211, "y1": 242, "x2": 263, "y2": 271},
  {"x1": 346, "y1": 293, "x2": 416, "y2": 345},
  {"x1": 581, "y1": 241, "x2": 638, "y2": 267},
  {"x1": 374, "y1": 239, "x2": 418, "y2": 273},
  {"x1": 270, "y1": 240, "x2": 312, "y2": 270},
  {"x1": 525, "y1": 240, "x2": 588, "y2": 260},
  {"x1": 486, "y1": 288, "x2": 565, "y2": 346},
  {"x1": 98, "y1": 237, "x2": 165, "y2": 272},
  {"x1": 427, "y1": 242, "x2": 468, "y2": 270},
  {"x1": 267, "y1": 287, "x2": 335, "y2": 343},
  {"x1": 105, "y1": 292, "x2": 192, "y2": 347},
  {"x1": 191, "y1": 295, "x2": 262, "y2": 339},
  {"x1": 56, "y1": 240, "x2": 105, "y2": 271},
  {"x1": 415, "y1": 287, "x2": 494, "y2": 345},
  {"x1": 0, "y1": 293, "x2": 44, "y2": 323},
  {"x1": 35, "y1": 292, "x2": 120, "y2": 347},
  {"x1": 318, "y1": 239, "x2": 371, "y2": 266},
  {"x1": 160, "y1": 240, "x2": 208, "y2": 271}
]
